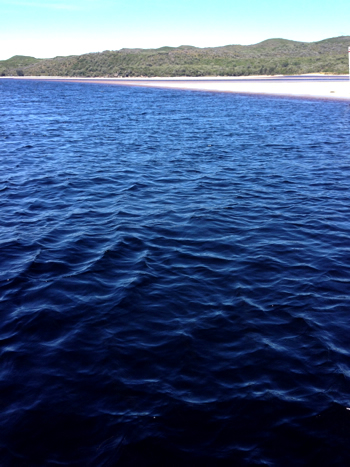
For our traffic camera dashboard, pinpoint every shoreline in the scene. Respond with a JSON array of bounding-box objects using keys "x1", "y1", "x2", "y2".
[{"x1": 2, "y1": 75, "x2": 350, "y2": 101}]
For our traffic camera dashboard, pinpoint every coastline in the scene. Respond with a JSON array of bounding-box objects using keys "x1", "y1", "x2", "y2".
[{"x1": 2, "y1": 75, "x2": 350, "y2": 101}]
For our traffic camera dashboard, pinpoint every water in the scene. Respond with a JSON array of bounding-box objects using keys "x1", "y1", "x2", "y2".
[{"x1": 1, "y1": 78, "x2": 350, "y2": 466}]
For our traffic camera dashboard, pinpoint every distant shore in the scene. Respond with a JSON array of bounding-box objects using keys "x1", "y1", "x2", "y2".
[{"x1": 2, "y1": 75, "x2": 350, "y2": 101}]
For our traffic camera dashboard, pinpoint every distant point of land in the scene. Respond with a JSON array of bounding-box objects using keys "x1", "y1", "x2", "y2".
[{"x1": 1, "y1": 36, "x2": 349, "y2": 77}]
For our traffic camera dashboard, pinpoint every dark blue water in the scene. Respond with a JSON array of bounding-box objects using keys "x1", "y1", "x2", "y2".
[{"x1": 1, "y1": 79, "x2": 350, "y2": 466}]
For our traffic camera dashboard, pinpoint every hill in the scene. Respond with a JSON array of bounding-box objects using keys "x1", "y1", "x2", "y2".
[
  {"x1": 1, "y1": 36, "x2": 349, "y2": 77},
  {"x1": 0, "y1": 55, "x2": 42, "y2": 75}
]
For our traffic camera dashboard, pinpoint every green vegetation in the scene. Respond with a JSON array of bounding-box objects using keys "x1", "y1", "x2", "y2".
[
  {"x1": 0, "y1": 55, "x2": 42, "y2": 76},
  {"x1": 1, "y1": 36, "x2": 349, "y2": 77}
]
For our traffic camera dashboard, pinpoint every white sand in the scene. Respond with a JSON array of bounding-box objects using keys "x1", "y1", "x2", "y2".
[
  {"x1": 99, "y1": 76, "x2": 350, "y2": 101},
  {"x1": 3, "y1": 76, "x2": 350, "y2": 100}
]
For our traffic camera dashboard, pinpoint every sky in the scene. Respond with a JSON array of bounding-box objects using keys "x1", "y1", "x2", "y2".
[{"x1": 1, "y1": 0, "x2": 350, "y2": 60}]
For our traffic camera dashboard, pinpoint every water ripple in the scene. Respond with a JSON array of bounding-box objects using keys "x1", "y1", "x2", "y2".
[{"x1": 1, "y1": 79, "x2": 350, "y2": 465}]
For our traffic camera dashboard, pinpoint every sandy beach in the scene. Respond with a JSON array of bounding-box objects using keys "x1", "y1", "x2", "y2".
[
  {"x1": 94, "y1": 76, "x2": 350, "y2": 101},
  {"x1": 3, "y1": 75, "x2": 350, "y2": 100}
]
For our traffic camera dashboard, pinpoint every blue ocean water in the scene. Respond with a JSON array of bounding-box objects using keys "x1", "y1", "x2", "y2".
[{"x1": 1, "y1": 78, "x2": 350, "y2": 466}]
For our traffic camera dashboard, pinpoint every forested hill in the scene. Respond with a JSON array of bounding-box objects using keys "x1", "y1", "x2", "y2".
[{"x1": 1, "y1": 36, "x2": 349, "y2": 77}]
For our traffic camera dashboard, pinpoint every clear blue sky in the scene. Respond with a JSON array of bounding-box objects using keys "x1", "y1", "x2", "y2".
[{"x1": 1, "y1": 0, "x2": 349, "y2": 60}]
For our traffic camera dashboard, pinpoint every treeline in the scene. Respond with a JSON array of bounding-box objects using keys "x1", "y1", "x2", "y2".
[
  {"x1": 0, "y1": 55, "x2": 42, "y2": 76},
  {"x1": 1, "y1": 36, "x2": 349, "y2": 77}
]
